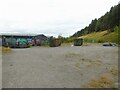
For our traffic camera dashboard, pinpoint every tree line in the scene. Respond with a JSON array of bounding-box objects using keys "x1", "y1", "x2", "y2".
[{"x1": 72, "y1": 3, "x2": 120, "y2": 37}]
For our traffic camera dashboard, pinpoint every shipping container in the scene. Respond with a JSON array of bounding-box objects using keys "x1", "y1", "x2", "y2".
[
  {"x1": 49, "y1": 37, "x2": 61, "y2": 47},
  {"x1": 74, "y1": 38, "x2": 83, "y2": 46}
]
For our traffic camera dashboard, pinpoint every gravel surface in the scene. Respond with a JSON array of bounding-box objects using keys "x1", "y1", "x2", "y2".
[
  {"x1": 2, "y1": 44, "x2": 118, "y2": 88},
  {"x1": 0, "y1": 48, "x2": 2, "y2": 89}
]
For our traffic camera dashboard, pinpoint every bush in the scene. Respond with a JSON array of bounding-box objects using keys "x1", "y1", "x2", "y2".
[
  {"x1": 97, "y1": 40, "x2": 104, "y2": 43},
  {"x1": 114, "y1": 25, "x2": 120, "y2": 44}
]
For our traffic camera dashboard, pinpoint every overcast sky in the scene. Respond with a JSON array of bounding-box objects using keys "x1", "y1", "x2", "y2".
[{"x1": 0, "y1": 0, "x2": 119, "y2": 37}]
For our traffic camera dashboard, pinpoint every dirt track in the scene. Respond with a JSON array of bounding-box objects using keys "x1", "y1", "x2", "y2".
[{"x1": 2, "y1": 44, "x2": 118, "y2": 88}]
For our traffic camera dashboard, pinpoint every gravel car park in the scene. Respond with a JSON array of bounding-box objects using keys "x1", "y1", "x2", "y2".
[{"x1": 2, "y1": 44, "x2": 118, "y2": 88}]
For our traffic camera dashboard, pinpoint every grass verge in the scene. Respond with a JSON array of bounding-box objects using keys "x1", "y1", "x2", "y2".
[{"x1": 0, "y1": 47, "x2": 11, "y2": 53}]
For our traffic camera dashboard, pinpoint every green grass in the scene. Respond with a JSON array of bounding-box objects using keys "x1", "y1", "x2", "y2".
[
  {"x1": 80, "y1": 31, "x2": 118, "y2": 43},
  {"x1": 1, "y1": 47, "x2": 11, "y2": 53}
]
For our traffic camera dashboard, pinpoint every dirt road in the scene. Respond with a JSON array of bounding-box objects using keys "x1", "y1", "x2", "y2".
[{"x1": 2, "y1": 44, "x2": 118, "y2": 88}]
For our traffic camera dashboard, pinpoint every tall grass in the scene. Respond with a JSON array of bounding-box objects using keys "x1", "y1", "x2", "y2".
[
  {"x1": 80, "y1": 31, "x2": 118, "y2": 43},
  {"x1": 0, "y1": 47, "x2": 11, "y2": 53}
]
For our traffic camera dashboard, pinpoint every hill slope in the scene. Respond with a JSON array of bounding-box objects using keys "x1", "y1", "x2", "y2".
[
  {"x1": 80, "y1": 31, "x2": 118, "y2": 43},
  {"x1": 72, "y1": 3, "x2": 120, "y2": 37}
]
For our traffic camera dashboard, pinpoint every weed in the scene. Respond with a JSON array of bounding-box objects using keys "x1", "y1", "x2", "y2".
[
  {"x1": 83, "y1": 76, "x2": 114, "y2": 88},
  {"x1": 2, "y1": 47, "x2": 11, "y2": 53},
  {"x1": 110, "y1": 68, "x2": 118, "y2": 76}
]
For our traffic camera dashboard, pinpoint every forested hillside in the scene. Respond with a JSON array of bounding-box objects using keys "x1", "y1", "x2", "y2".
[{"x1": 72, "y1": 3, "x2": 120, "y2": 37}]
